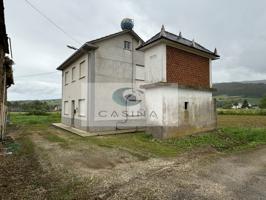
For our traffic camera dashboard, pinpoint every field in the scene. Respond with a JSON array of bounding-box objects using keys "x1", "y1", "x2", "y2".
[{"x1": 1, "y1": 112, "x2": 266, "y2": 199}]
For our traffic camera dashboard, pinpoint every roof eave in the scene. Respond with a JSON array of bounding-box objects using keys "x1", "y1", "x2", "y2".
[
  {"x1": 137, "y1": 36, "x2": 220, "y2": 60},
  {"x1": 89, "y1": 29, "x2": 144, "y2": 44},
  {"x1": 57, "y1": 43, "x2": 98, "y2": 71}
]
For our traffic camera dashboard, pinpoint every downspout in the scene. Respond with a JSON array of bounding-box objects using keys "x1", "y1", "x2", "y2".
[{"x1": 116, "y1": 36, "x2": 136, "y2": 130}]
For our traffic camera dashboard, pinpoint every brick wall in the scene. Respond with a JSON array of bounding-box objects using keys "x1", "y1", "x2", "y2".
[{"x1": 166, "y1": 46, "x2": 210, "y2": 88}]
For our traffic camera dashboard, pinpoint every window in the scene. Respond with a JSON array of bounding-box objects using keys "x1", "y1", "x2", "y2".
[
  {"x1": 185, "y1": 102, "x2": 189, "y2": 110},
  {"x1": 65, "y1": 71, "x2": 70, "y2": 85},
  {"x1": 136, "y1": 64, "x2": 145, "y2": 81},
  {"x1": 78, "y1": 99, "x2": 86, "y2": 116},
  {"x1": 72, "y1": 67, "x2": 76, "y2": 81},
  {"x1": 79, "y1": 61, "x2": 86, "y2": 78},
  {"x1": 64, "y1": 101, "x2": 69, "y2": 115},
  {"x1": 124, "y1": 41, "x2": 131, "y2": 50}
]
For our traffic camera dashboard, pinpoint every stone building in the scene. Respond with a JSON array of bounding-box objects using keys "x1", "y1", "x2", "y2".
[{"x1": 57, "y1": 19, "x2": 219, "y2": 138}]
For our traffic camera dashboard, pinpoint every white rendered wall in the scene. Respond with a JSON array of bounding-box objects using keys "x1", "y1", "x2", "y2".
[
  {"x1": 145, "y1": 86, "x2": 215, "y2": 131},
  {"x1": 89, "y1": 33, "x2": 146, "y2": 129},
  {"x1": 144, "y1": 43, "x2": 166, "y2": 83},
  {"x1": 62, "y1": 54, "x2": 88, "y2": 126}
]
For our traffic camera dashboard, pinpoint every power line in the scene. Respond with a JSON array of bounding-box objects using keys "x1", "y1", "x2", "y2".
[
  {"x1": 16, "y1": 71, "x2": 58, "y2": 78},
  {"x1": 24, "y1": 0, "x2": 82, "y2": 46}
]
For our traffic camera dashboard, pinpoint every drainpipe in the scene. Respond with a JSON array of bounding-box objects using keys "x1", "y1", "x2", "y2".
[{"x1": 116, "y1": 36, "x2": 136, "y2": 130}]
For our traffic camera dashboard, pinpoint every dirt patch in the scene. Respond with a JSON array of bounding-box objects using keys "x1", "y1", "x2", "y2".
[{"x1": 1, "y1": 125, "x2": 266, "y2": 199}]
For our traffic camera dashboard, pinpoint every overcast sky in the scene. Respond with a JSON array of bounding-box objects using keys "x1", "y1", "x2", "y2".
[{"x1": 4, "y1": 0, "x2": 266, "y2": 100}]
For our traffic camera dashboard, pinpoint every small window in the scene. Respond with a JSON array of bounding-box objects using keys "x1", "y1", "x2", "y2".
[
  {"x1": 136, "y1": 64, "x2": 145, "y2": 81},
  {"x1": 72, "y1": 67, "x2": 76, "y2": 81},
  {"x1": 124, "y1": 41, "x2": 131, "y2": 50},
  {"x1": 185, "y1": 102, "x2": 189, "y2": 110},
  {"x1": 64, "y1": 101, "x2": 69, "y2": 115},
  {"x1": 65, "y1": 71, "x2": 69, "y2": 85},
  {"x1": 78, "y1": 99, "x2": 86, "y2": 116},
  {"x1": 79, "y1": 61, "x2": 86, "y2": 79}
]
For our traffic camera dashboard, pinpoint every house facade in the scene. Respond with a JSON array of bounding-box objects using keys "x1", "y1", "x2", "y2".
[
  {"x1": 0, "y1": 0, "x2": 14, "y2": 140},
  {"x1": 57, "y1": 20, "x2": 219, "y2": 138}
]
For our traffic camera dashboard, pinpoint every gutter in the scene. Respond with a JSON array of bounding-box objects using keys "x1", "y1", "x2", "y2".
[{"x1": 57, "y1": 43, "x2": 98, "y2": 70}]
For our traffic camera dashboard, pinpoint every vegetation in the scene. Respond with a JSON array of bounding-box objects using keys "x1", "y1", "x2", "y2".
[
  {"x1": 241, "y1": 99, "x2": 249, "y2": 108},
  {"x1": 260, "y1": 95, "x2": 266, "y2": 109},
  {"x1": 213, "y1": 82, "x2": 266, "y2": 98},
  {"x1": 8, "y1": 112, "x2": 266, "y2": 157},
  {"x1": 217, "y1": 108, "x2": 266, "y2": 116},
  {"x1": 8, "y1": 99, "x2": 61, "y2": 113}
]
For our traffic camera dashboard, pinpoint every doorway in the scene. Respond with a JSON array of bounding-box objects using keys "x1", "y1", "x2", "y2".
[{"x1": 71, "y1": 100, "x2": 75, "y2": 127}]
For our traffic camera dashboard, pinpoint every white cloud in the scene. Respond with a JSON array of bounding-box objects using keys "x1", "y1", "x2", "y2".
[{"x1": 4, "y1": 0, "x2": 266, "y2": 100}]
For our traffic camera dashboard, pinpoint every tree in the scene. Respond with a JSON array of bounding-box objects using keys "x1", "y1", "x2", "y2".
[
  {"x1": 241, "y1": 99, "x2": 249, "y2": 109},
  {"x1": 260, "y1": 95, "x2": 266, "y2": 109}
]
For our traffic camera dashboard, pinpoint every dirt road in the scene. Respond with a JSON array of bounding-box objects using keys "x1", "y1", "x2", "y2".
[{"x1": 1, "y1": 129, "x2": 266, "y2": 200}]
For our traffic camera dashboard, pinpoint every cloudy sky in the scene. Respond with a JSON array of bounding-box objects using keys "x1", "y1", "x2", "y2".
[{"x1": 4, "y1": 0, "x2": 266, "y2": 100}]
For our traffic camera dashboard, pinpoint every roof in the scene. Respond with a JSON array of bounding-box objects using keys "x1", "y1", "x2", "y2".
[
  {"x1": 136, "y1": 27, "x2": 219, "y2": 59},
  {"x1": 88, "y1": 29, "x2": 143, "y2": 44},
  {"x1": 57, "y1": 29, "x2": 143, "y2": 70},
  {"x1": 0, "y1": 0, "x2": 9, "y2": 53}
]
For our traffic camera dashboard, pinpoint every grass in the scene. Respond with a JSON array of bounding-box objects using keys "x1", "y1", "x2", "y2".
[
  {"x1": 9, "y1": 112, "x2": 60, "y2": 126},
  {"x1": 218, "y1": 115, "x2": 266, "y2": 128},
  {"x1": 218, "y1": 108, "x2": 266, "y2": 115},
  {"x1": 8, "y1": 112, "x2": 266, "y2": 158}
]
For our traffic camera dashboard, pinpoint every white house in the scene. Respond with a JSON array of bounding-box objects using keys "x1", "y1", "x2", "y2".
[{"x1": 57, "y1": 19, "x2": 220, "y2": 138}]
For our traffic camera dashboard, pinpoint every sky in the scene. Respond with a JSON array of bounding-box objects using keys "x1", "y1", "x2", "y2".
[{"x1": 4, "y1": 0, "x2": 266, "y2": 100}]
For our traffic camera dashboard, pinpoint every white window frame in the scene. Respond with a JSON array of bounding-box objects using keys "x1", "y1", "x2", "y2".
[
  {"x1": 78, "y1": 99, "x2": 86, "y2": 117},
  {"x1": 72, "y1": 66, "x2": 76, "y2": 82},
  {"x1": 64, "y1": 101, "x2": 69, "y2": 115},
  {"x1": 65, "y1": 71, "x2": 69, "y2": 85},
  {"x1": 79, "y1": 61, "x2": 86, "y2": 79},
  {"x1": 135, "y1": 64, "x2": 145, "y2": 81},
  {"x1": 124, "y1": 41, "x2": 131, "y2": 50}
]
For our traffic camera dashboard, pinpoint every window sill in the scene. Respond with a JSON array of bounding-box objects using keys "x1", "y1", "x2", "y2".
[{"x1": 79, "y1": 76, "x2": 86, "y2": 80}]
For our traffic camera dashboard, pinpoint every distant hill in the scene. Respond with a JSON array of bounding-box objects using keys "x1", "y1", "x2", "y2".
[
  {"x1": 241, "y1": 80, "x2": 266, "y2": 84},
  {"x1": 213, "y1": 82, "x2": 266, "y2": 98}
]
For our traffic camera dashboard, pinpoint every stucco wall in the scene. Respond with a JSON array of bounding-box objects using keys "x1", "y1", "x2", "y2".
[
  {"x1": 144, "y1": 43, "x2": 166, "y2": 83},
  {"x1": 89, "y1": 33, "x2": 146, "y2": 131},
  {"x1": 144, "y1": 86, "x2": 216, "y2": 138},
  {"x1": 61, "y1": 53, "x2": 89, "y2": 129}
]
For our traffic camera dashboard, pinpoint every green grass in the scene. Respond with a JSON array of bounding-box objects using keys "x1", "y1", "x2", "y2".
[
  {"x1": 82, "y1": 128, "x2": 266, "y2": 157},
  {"x1": 8, "y1": 112, "x2": 266, "y2": 157},
  {"x1": 9, "y1": 112, "x2": 60, "y2": 126},
  {"x1": 218, "y1": 108, "x2": 266, "y2": 116}
]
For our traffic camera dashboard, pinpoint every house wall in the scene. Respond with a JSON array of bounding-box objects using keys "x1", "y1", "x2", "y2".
[
  {"x1": 144, "y1": 86, "x2": 216, "y2": 139},
  {"x1": 166, "y1": 46, "x2": 210, "y2": 88},
  {"x1": 144, "y1": 43, "x2": 166, "y2": 83},
  {"x1": 61, "y1": 53, "x2": 89, "y2": 130},
  {"x1": 88, "y1": 33, "x2": 146, "y2": 131}
]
